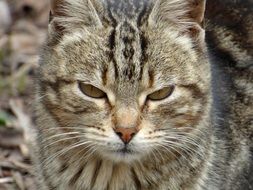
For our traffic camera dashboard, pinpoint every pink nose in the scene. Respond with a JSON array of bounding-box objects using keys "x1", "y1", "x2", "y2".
[{"x1": 114, "y1": 127, "x2": 138, "y2": 144}]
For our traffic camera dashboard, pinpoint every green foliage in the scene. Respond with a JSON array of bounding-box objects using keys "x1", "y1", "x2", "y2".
[
  {"x1": 0, "y1": 49, "x2": 3, "y2": 62},
  {"x1": 0, "y1": 110, "x2": 11, "y2": 127},
  {"x1": 17, "y1": 73, "x2": 28, "y2": 94}
]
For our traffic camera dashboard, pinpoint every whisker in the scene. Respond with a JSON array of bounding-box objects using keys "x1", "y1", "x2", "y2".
[
  {"x1": 31, "y1": 94, "x2": 48, "y2": 105},
  {"x1": 42, "y1": 141, "x2": 93, "y2": 167},
  {"x1": 149, "y1": 148, "x2": 161, "y2": 162},
  {"x1": 152, "y1": 145, "x2": 166, "y2": 162},
  {"x1": 155, "y1": 142, "x2": 187, "y2": 161},
  {"x1": 160, "y1": 139, "x2": 204, "y2": 158},
  {"x1": 164, "y1": 135, "x2": 202, "y2": 147},
  {"x1": 41, "y1": 126, "x2": 92, "y2": 132},
  {"x1": 157, "y1": 126, "x2": 206, "y2": 136},
  {"x1": 43, "y1": 135, "x2": 86, "y2": 149},
  {"x1": 69, "y1": 143, "x2": 97, "y2": 164},
  {"x1": 41, "y1": 132, "x2": 81, "y2": 143}
]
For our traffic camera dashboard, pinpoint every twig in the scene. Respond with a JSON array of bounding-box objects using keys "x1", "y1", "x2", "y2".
[{"x1": 0, "y1": 177, "x2": 14, "y2": 184}]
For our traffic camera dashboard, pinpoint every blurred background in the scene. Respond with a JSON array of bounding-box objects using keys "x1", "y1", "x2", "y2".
[
  {"x1": 0, "y1": 0, "x2": 50, "y2": 189},
  {"x1": 0, "y1": 0, "x2": 251, "y2": 190}
]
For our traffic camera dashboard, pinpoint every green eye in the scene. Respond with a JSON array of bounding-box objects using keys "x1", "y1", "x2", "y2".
[
  {"x1": 147, "y1": 86, "x2": 175, "y2": 101},
  {"x1": 79, "y1": 83, "x2": 106, "y2": 99}
]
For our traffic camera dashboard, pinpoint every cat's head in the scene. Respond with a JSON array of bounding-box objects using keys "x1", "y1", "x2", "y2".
[{"x1": 38, "y1": 0, "x2": 211, "y2": 163}]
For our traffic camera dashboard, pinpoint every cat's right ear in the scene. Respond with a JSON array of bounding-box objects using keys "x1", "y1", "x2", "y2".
[
  {"x1": 48, "y1": 0, "x2": 66, "y2": 36},
  {"x1": 48, "y1": 0, "x2": 103, "y2": 35},
  {"x1": 50, "y1": 0, "x2": 65, "y2": 21}
]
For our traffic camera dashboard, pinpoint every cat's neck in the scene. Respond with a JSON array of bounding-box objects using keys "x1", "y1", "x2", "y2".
[{"x1": 56, "y1": 141, "x2": 212, "y2": 190}]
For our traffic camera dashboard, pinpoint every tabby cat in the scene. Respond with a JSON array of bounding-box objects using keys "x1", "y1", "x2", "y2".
[{"x1": 33, "y1": 0, "x2": 253, "y2": 189}]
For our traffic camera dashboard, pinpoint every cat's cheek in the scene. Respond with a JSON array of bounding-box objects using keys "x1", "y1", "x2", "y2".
[
  {"x1": 137, "y1": 119, "x2": 155, "y2": 132},
  {"x1": 146, "y1": 100, "x2": 158, "y2": 111},
  {"x1": 92, "y1": 99, "x2": 108, "y2": 109},
  {"x1": 131, "y1": 121, "x2": 156, "y2": 148}
]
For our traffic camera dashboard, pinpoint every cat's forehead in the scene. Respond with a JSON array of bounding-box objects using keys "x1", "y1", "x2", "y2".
[
  {"x1": 58, "y1": 22, "x2": 195, "y2": 83},
  {"x1": 104, "y1": 0, "x2": 152, "y2": 21},
  {"x1": 57, "y1": 1, "x2": 150, "y2": 82},
  {"x1": 102, "y1": 0, "x2": 153, "y2": 82},
  {"x1": 56, "y1": 0, "x2": 197, "y2": 85}
]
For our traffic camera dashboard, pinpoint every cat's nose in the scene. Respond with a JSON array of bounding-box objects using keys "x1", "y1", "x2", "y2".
[{"x1": 114, "y1": 127, "x2": 138, "y2": 144}]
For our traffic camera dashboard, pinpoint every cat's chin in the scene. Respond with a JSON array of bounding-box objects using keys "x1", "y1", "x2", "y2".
[{"x1": 99, "y1": 148, "x2": 142, "y2": 163}]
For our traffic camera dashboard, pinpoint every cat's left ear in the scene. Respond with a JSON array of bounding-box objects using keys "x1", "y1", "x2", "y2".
[
  {"x1": 149, "y1": 0, "x2": 206, "y2": 42},
  {"x1": 188, "y1": 0, "x2": 206, "y2": 27}
]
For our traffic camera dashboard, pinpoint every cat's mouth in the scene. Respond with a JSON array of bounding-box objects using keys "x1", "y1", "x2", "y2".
[
  {"x1": 116, "y1": 145, "x2": 133, "y2": 154},
  {"x1": 101, "y1": 144, "x2": 141, "y2": 162}
]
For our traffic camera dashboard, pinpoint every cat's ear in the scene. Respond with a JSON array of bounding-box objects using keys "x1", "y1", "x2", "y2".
[
  {"x1": 189, "y1": 0, "x2": 206, "y2": 27},
  {"x1": 50, "y1": 0, "x2": 63, "y2": 17},
  {"x1": 149, "y1": 0, "x2": 206, "y2": 42},
  {"x1": 49, "y1": 0, "x2": 102, "y2": 33}
]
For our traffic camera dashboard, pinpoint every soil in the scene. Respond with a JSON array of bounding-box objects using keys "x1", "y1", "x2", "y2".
[{"x1": 0, "y1": 0, "x2": 50, "y2": 189}]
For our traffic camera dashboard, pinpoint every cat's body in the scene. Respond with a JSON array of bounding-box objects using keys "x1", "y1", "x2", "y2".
[
  {"x1": 33, "y1": 0, "x2": 253, "y2": 190},
  {"x1": 205, "y1": 1, "x2": 253, "y2": 189}
]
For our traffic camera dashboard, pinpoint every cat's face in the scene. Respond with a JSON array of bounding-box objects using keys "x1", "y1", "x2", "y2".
[{"x1": 38, "y1": 0, "x2": 211, "y2": 163}]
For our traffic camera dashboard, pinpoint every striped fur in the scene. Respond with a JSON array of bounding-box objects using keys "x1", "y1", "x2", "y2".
[{"x1": 33, "y1": 0, "x2": 252, "y2": 189}]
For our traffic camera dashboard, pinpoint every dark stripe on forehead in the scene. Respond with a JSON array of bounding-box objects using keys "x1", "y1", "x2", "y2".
[
  {"x1": 118, "y1": 21, "x2": 139, "y2": 81},
  {"x1": 107, "y1": 28, "x2": 119, "y2": 78},
  {"x1": 121, "y1": 22, "x2": 136, "y2": 61},
  {"x1": 108, "y1": 28, "x2": 116, "y2": 50},
  {"x1": 107, "y1": 0, "x2": 117, "y2": 27},
  {"x1": 139, "y1": 33, "x2": 148, "y2": 80},
  {"x1": 137, "y1": 1, "x2": 151, "y2": 27},
  {"x1": 107, "y1": 0, "x2": 149, "y2": 20},
  {"x1": 106, "y1": 0, "x2": 152, "y2": 81}
]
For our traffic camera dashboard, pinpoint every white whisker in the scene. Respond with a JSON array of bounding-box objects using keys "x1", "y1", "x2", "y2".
[
  {"x1": 42, "y1": 140, "x2": 93, "y2": 167},
  {"x1": 43, "y1": 135, "x2": 86, "y2": 149}
]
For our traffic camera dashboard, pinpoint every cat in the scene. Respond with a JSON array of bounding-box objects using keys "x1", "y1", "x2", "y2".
[{"x1": 33, "y1": 0, "x2": 253, "y2": 189}]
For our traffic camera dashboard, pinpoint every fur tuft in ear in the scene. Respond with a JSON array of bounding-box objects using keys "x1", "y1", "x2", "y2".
[
  {"x1": 149, "y1": 0, "x2": 206, "y2": 44},
  {"x1": 49, "y1": 0, "x2": 103, "y2": 35},
  {"x1": 149, "y1": 0, "x2": 189, "y2": 28},
  {"x1": 189, "y1": 0, "x2": 206, "y2": 27},
  {"x1": 50, "y1": 0, "x2": 65, "y2": 17}
]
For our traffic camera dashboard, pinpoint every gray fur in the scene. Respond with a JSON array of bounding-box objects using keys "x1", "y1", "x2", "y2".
[{"x1": 33, "y1": 0, "x2": 253, "y2": 189}]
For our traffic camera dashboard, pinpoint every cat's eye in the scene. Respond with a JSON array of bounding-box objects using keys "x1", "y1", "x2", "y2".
[
  {"x1": 79, "y1": 83, "x2": 106, "y2": 99},
  {"x1": 147, "y1": 86, "x2": 175, "y2": 101}
]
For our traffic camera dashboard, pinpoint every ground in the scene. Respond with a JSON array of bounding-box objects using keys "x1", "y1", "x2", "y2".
[{"x1": 0, "y1": 0, "x2": 50, "y2": 189}]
